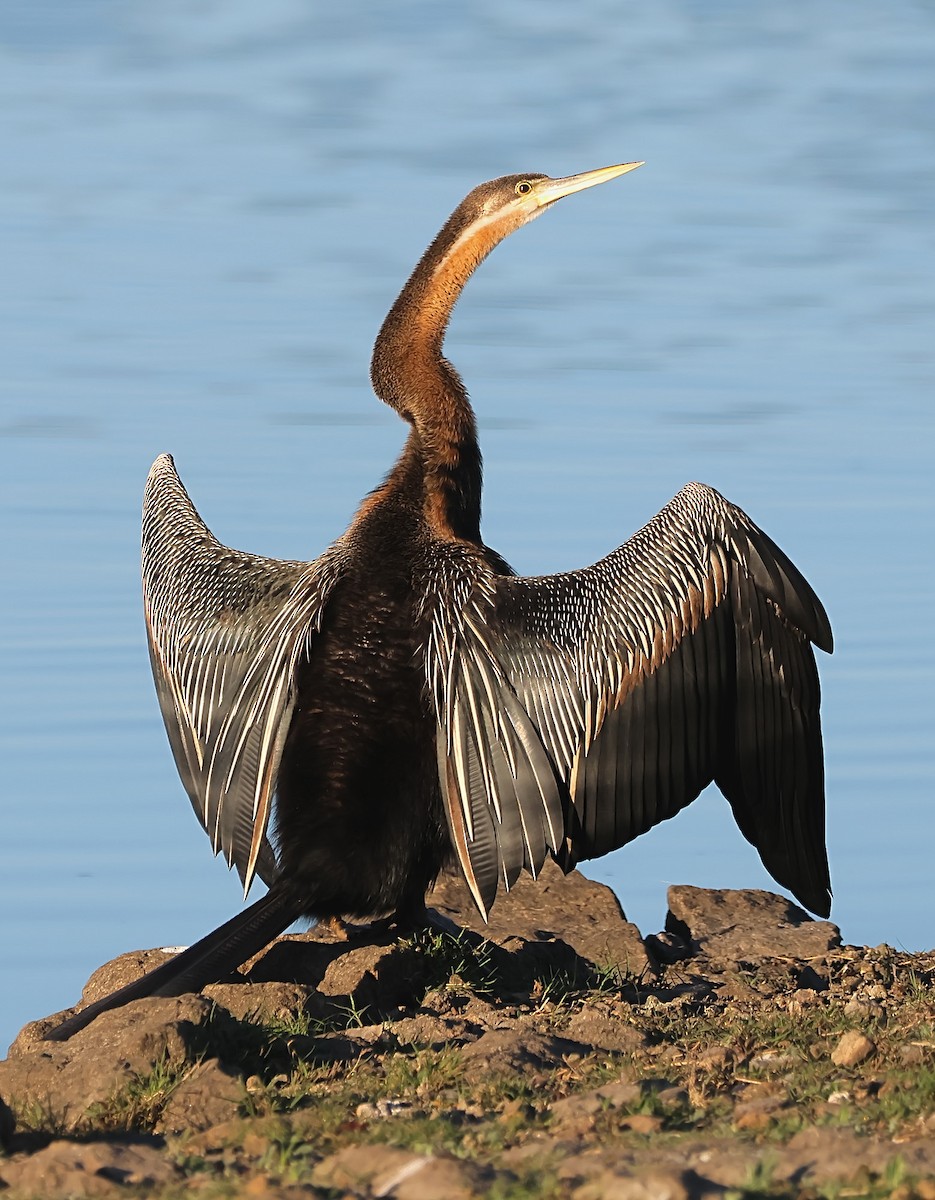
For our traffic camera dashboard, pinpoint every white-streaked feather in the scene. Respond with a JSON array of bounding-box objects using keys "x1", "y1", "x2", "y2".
[
  {"x1": 142, "y1": 454, "x2": 346, "y2": 896},
  {"x1": 425, "y1": 481, "x2": 831, "y2": 916}
]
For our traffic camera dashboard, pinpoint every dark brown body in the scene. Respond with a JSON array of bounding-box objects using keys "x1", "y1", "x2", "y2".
[{"x1": 274, "y1": 452, "x2": 454, "y2": 921}]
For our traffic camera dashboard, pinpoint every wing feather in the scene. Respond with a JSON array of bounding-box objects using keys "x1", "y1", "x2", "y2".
[
  {"x1": 142, "y1": 454, "x2": 344, "y2": 895},
  {"x1": 427, "y1": 481, "x2": 831, "y2": 919}
]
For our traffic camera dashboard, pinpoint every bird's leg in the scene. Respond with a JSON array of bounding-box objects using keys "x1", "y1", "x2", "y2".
[
  {"x1": 319, "y1": 895, "x2": 464, "y2": 944},
  {"x1": 388, "y1": 894, "x2": 463, "y2": 938}
]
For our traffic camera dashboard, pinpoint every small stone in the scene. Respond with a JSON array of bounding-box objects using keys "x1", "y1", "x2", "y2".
[
  {"x1": 498, "y1": 1097, "x2": 535, "y2": 1122},
  {"x1": 788, "y1": 989, "x2": 821, "y2": 1015},
  {"x1": 733, "y1": 1094, "x2": 788, "y2": 1130},
  {"x1": 843, "y1": 996, "x2": 884, "y2": 1020},
  {"x1": 749, "y1": 1049, "x2": 794, "y2": 1073},
  {"x1": 830, "y1": 1031, "x2": 875, "y2": 1068},
  {"x1": 355, "y1": 1098, "x2": 413, "y2": 1119},
  {"x1": 899, "y1": 1043, "x2": 925, "y2": 1066},
  {"x1": 550, "y1": 1081, "x2": 642, "y2": 1126},
  {"x1": 620, "y1": 1112, "x2": 664, "y2": 1134}
]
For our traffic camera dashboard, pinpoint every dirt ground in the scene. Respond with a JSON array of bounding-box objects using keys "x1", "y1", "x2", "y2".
[{"x1": 1, "y1": 868, "x2": 933, "y2": 1199}]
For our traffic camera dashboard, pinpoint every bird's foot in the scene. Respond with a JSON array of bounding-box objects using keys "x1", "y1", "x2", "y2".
[{"x1": 320, "y1": 915, "x2": 351, "y2": 941}]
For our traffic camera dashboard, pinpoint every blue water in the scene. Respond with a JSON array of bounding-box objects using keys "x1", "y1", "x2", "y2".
[{"x1": 1, "y1": 1, "x2": 933, "y2": 1052}]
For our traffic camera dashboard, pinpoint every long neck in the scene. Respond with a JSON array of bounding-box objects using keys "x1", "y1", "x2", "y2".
[{"x1": 371, "y1": 209, "x2": 505, "y2": 543}]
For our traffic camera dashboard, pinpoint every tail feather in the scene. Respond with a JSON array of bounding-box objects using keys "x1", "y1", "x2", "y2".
[{"x1": 45, "y1": 887, "x2": 301, "y2": 1042}]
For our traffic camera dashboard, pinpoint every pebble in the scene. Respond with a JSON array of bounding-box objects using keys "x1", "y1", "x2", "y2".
[
  {"x1": 620, "y1": 1113, "x2": 664, "y2": 1134},
  {"x1": 355, "y1": 1098, "x2": 414, "y2": 1119},
  {"x1": 830, "y1": 1031, "x2": 875, "y2": 1068},
  {"x1": 732, "y1": 1094, "x2": 789, "y2": 1131}
]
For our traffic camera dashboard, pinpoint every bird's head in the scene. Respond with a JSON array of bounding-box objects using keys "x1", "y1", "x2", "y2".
[{"x1": 437, "y1": 161, "x2": 644, "y2": 272}]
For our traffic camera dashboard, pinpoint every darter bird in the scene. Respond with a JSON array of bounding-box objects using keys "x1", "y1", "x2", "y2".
[{"x1": 47, "y1": 162, "x2": 832, "y2": 1040}]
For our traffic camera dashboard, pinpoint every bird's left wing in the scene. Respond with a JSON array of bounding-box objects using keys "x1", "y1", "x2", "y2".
[
  {"x1": 426, "y1": 482, "x2": 831, "y2": 920},
  {"x1": 142, "y1": 454, "x2": 346, "y2": 895}
]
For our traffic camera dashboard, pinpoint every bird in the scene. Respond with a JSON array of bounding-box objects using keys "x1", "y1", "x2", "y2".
[{"x1": 46, "y1": 162, "x2": 832, "y2": 1041}]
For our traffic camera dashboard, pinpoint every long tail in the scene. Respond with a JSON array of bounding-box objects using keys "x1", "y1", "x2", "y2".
[{"x1": 45, "y1": 886, "x2": 302, "y2": 1042}]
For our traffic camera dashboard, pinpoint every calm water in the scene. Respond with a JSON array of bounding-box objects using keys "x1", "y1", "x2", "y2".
[{"x1": 1, "y1": 1, "x2": 933, "y2": 1051}]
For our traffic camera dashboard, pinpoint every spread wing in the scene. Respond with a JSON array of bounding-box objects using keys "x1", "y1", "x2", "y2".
[
  {"x1": 142, "y1": 454, "x2": 344, "y2": 895},
  {"x1": 427, "y1": 482, "x2": 832, "y2": 920}
]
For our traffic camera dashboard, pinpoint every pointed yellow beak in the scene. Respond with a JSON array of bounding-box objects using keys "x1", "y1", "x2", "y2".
[{"x1": 532, "y1": 161, "x2": 644, "y2": 208}]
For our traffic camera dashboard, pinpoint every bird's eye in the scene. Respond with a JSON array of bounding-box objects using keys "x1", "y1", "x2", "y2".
[{"x1": 515, "y1": 180, "x2": 533, "y2": 196}]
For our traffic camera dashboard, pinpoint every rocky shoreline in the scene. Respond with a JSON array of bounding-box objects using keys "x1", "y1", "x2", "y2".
[{"x1": 1, "y1": 867, "x2": 933, "y2": 1198}]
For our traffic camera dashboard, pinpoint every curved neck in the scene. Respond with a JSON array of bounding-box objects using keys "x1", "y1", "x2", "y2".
[{"x1": 371, "y1": 207, "x2": 507, "y2": 543}]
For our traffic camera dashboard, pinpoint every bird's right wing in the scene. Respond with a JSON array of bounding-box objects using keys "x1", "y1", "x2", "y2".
[{"x1": 142, "y1": 454, "x2": 345, "y2": 896}]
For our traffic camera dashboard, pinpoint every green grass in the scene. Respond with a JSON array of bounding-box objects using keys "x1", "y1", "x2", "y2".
[
  {"x1": 88, "y1": 1053, "x2": 192, "y2": 1132},
  {"x1": 403, "y1": 927, "x2": 501, "y2": 995}
]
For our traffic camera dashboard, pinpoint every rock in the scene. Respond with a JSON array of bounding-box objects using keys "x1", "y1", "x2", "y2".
[
  {"x1": 249, "y1": 935, "x2": 427, "y2": 1020},
  {"x1": 0, "y1": 995, "x2": 212, "y2": 1132},
  {"x1": 0, "y1": 1138, "x2": 177, "y2": 1197},
  {"x1": 732, "y1": 1093, "x2": 790, "y2": 1131},
  {"x1": 202, "y1": 980, "x2": 315, "y2": 1024},
  {"x1": 830, "y1": 1031, "x2": 875, "y2": 1067},
  {"x1": 572, "y1": 1169, "x2": 693, "y2": 1200},
  {"x1": 246, "y1": 929, "x2": 346, "y2": 986},
  {"x1": 157, "y1": 1058, "x2": 245, "y2": 1134},
  {"x1": 311, "y1": 1143, "x2": 488, "y2": 1198},
  {"x1": 389, "y1": 1011, "x2": 477, "y2": 1049},
  {"x1": 460, "y1": 1028, "x2": 585, "y2": 1075},
  {"x1": 665, "y1": 886, "x2": 840, "y2": 963},
  {"x1": 183, "y1": 1113, "x2": 289, "y2": 1159},
  {"x1": 318, "y1": 941, "x2": 427, "y2": 1013},
  {"x1": 619, "y1": 1113, "x2": 664, "y2": 1134},
  {"x1": 428, "y1": 861, "x2": 655, "y2": 978},
  {"x1": 773, "y1": 1126, "x2": 903, "y2": 1185},
  {"x1": 550, "y1": 1080, "x2": 643, "y2": 1125},
  {"x1": 561, "y1": 1004, "x2": 649, "y2": 1055},
  {"x1": 79, "y1": 949, "x2": 177, "y2": 1004},
  {"x1": 787, "y1": 988, "x2": 822, "y2": 1016}
]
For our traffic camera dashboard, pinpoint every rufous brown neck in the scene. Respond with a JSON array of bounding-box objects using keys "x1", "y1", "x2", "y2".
[{"x1": 370, "y1": 201, "x2": 516, "y2": 545}]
